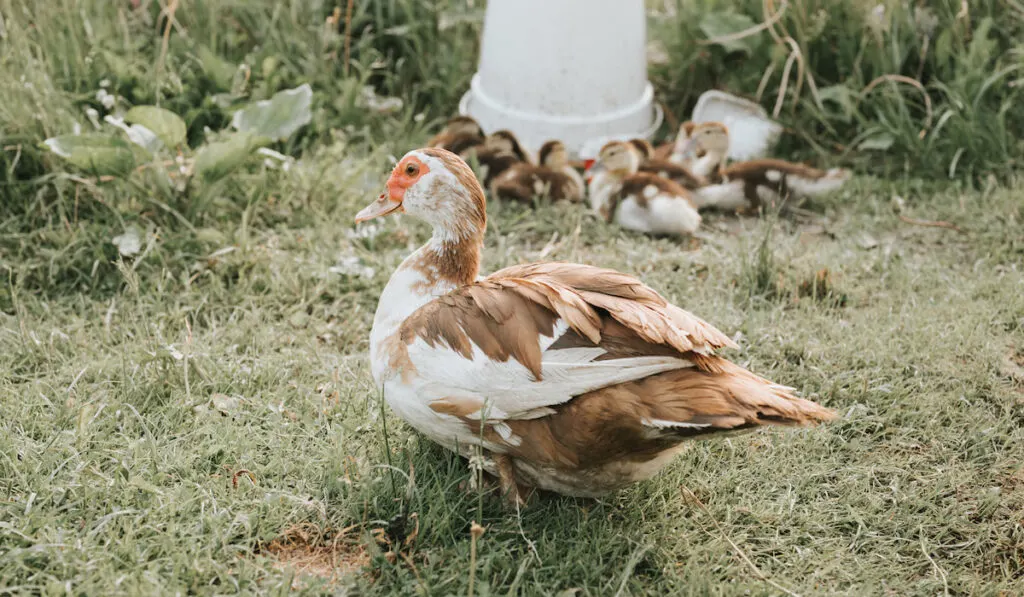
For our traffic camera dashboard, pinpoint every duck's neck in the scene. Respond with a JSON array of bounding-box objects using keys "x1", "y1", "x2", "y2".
[{"x1": 371, "y1": 228, "x2": 483, "y2": 343}]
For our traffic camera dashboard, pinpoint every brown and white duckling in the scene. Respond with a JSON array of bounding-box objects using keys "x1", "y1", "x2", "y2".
[
  {"x1": 587, "y1": 140, "x2": 701, "y2": 237},
  {"x1": 683, "y1": 122, "x2": 852, "y2": 212},
  {"x1": 491, "y1": 140, "x2": 584, "y2": 203},
  {"x1": 356, "y1": 147, "x2": 834, "y2": 504},
  {"x1": 629, "y1": 138, "x2": 708, "y2": 191},
  {"x1": 427, "y1": 115, "x2": 485, "y2": 155}
]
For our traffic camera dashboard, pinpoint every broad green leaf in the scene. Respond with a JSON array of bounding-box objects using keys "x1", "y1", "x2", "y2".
[
  {"x1": 104, "y1": 115, "x2": 163, "y2": 155},
  {"x1": 699, "y1": 12, "x2": 761, "y2": 55},
  {"x1": 194, "y1": 133, "x2": 271, "y2": 182},
  {"x1": 124, "y1": 106, "x2": 187, "y2": 149},
  {"x1": 858, "y1": 133, "x2": 895, "y2": 151},
  {"x1": 231, "y1": 84, "x2": 313, "y2": 141},
  {"x1": 42, "y1": 134, "x2": 135, "y2": 176}
]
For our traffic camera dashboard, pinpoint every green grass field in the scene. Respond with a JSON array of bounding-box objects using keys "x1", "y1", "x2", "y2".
[{"x1": 2, "y1": 1, "x2": 1023, "y2": 595}]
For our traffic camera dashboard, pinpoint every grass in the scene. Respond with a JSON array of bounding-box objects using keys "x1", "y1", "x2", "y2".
[{"x1": 1, "y1": 0, "x2": 1024, "y2": 595}]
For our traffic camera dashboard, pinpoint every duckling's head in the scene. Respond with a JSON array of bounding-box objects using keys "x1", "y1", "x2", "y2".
[
  {"x1": 687, "y1": 122, "x2": 730, "y2": 157},
  {"x1": 594, "y1": 140, "x2": 640, "y2": 176},
  {"x1": 444, "y1": 115, "x2": 484, "y2": 138},
  {"x1": 538, "y1": 140, "x2": 570, "y2": 168},
  {"x1": 627, "y1": 138, "x2": 655, "y2": 161},
  {"x1": 484, "y1": 129, "x2": 528, "y2": 161}
]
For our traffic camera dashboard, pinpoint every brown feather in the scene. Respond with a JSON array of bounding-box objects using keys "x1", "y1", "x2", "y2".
[
  {"x1": 638, "y1": 160, "x2": 708, "y2": 190},
  {"x1": 395, "y1": 262, "x2": 736, "y2": 383},
  {"x1": 463, "y1": 361, "x2": 834, "y2": 491}
]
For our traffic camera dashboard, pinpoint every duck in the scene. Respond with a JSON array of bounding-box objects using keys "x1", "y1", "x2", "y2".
[
  {"x1": 680, "y1": 122, "x2": 852, "y2": 212},
  {"x1": 355, "y1": 147, "x2": 835, "y2": 504},
  {"x1": 490, "y1": 140, "x2": 584, "y2": 203},
  {"x1": 587, "y1": 140, "x2": 702, "y2": 237},
  {"x1": 464, "y1": 129, "x2": 531, "y2": 187},
  {"x1": 426, "y1": 115, "x2": 486, "y2": 156},
  {"x1": 629, "y1": 137, "x2": 708, "y2": 191}
]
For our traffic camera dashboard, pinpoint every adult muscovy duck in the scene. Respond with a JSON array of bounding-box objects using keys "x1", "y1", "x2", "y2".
[{"x1": 355, "y1": 148, "x2": 834, "y2": 504}]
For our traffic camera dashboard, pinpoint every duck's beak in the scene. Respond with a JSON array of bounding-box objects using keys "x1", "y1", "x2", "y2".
[
  {"x1": 354, "y1": 192, "x2": 403, "y2": 223},
  {"x1": 585, "y1": 159, "x2": 606, "y2": 183}
]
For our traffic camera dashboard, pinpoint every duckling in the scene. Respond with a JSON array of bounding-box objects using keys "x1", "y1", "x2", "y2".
[
  {"x1": 480, "y1": 129, "x2": 531, "y2": 163},
  {"x1": 427, "y1": 115, "x2": 485, "y2": 155},
  {"x1": 587, "y1": 140, "x2": 701, "y2": 237},
  {"x1": 629, "y1": 138, "x2": 708, "y2": 191},
  {"x1": 463, "y1": 129, "x2": 532, "y2": 186},
  {"x1": 683, "y1": 122, "x2": 852, "y2": 212},
  {"x1": 491, "y1": 140, "x2": 584, "y2": 203}
]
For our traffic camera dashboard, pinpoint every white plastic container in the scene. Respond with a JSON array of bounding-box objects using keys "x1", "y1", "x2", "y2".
[
  {"x1": 691, "y1": 90, "x2": 782, "y2": 161},
  {"x1": 459, "y1": 0, "x2": 659, "y2": 157}
]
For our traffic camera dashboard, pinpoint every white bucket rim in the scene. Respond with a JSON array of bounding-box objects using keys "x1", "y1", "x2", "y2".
[{"x1": 460, "y1": 74, "x2": 659, "y2": 129}]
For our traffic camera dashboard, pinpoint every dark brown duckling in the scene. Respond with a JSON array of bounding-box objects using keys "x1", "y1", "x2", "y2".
[
  {"x1": 463, "y1": 129, "x2": 531, "y2": 186},
  {"x1": 491, "y1": 140, "x2": 584, "y2": 203},
  {"x1": 427, "y1": 115, "x2": 485, "y2": 155}
]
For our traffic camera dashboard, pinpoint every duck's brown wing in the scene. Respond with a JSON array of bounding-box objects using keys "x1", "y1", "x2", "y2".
[{"x1": 391, "y1": 261, "x2": 832, "y2": 457}]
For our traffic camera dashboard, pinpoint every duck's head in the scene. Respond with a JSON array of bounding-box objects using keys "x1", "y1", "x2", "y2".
[
  {"x1": 589, "y1": 140, "x2": 640, "y2": 180},
  {"x1": 355, "y1": 148, "x2": 486, "y2": 241},
  {"x1": 538, "y1": 140, "x2": 570, "y2": 168},
  {"x1": 443, "y1": 115, "x2": 484, "y2": 138},
  {"x1": 627, "y1": 138, "x2": 655, "y2": 161},
  {"x1": 484, "y1": 129, "x2": 528, "y2": 161}
]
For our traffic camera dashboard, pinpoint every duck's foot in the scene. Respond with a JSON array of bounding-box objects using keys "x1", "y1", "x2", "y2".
[{"x1": 494, "y1": 454, "x2": 531, "y2": 510}]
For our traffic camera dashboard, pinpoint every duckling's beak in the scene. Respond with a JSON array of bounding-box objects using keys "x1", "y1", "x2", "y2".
[
  {"x1": 585, "y1": 159, "x2": 606, "y2": 183},
  {"x1": 355, "y1": 191, "x2": 403, "y2": 223}
]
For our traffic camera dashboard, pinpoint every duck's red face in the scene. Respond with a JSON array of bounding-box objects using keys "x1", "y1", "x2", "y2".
[
  {"x1": 354, "y1": 155, "x2": 431, "y2": 223},
  {"x1": 386, "y1": 155, "x2": 429, "y2": 202}
]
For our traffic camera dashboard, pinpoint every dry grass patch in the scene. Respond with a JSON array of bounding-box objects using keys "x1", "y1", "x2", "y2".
[{"x1": 260, "y1": 524, "x2": 369, "y2": 589}]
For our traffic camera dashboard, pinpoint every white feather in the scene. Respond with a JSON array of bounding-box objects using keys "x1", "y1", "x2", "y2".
[
  {"x1": 692, "y1": 181, "x2": 747, "y2": 210},
  {"x1": 614, "y1": 195, "x2": 701, "y2": 236},
  {"x1": 642, "y1": 418, "x2": 711, "y2": 429},
  {"x1": 786, "y1": 169, "x2": 849, "y2": 197}
]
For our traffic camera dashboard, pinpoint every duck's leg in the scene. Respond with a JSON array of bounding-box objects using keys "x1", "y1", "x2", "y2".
[{"x1": 493, "y1": 454, "x2": 527, "y2": 509}]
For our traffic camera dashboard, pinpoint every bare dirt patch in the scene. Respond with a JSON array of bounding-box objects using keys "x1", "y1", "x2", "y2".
[{"x1": 261, "y1": 524, "x2": 369, "y2": 589}]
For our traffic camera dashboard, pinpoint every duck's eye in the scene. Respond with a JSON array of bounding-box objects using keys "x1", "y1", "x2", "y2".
[{"x1": 405, "y1": 163, "x2": 419, "y2": 177}]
